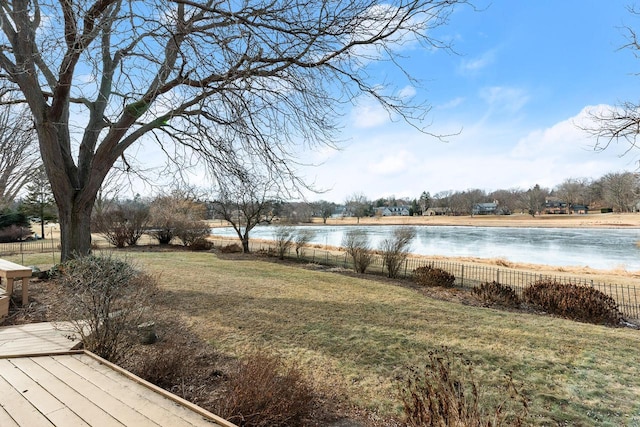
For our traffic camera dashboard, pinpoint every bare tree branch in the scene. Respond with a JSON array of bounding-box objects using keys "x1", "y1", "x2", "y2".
[
  {"x1": 0, "y1": 104, "x2": 39, "y2": 208},
  {"x1": 0, "y1": 0, "x2": 471, "y2": 259}
]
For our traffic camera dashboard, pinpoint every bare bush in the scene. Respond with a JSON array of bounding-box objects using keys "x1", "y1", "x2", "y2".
[
  {"x1": 213, "y1": 350, "x2": 314, "y2": 427},
  {"x1": 54, "y1": 255, "x2": 157, "y2": 363},
  {"x1": 93, "y1": 199, "x2": 150, "y2": 248},
  {"x1": 379, "y1": 226, "x2": 416, "y2": 278},
  {"x1": 0, "y1": 224, "x2": 31, "y2": 243},
  {"x1": 400, "y1": 348, "x2": 528, "y2": 427},
  {"x1": 273, "y1": 225, "x2": 296, "y2": 259},
  {"x1": 175, "y1": 219, "x2": 212, "y2": 247},
  {"x1": 472, "y1": 281, "x2": 521, "y2": 309},
  {"x1": 342, "y1": 228, "x2": 373, "y2": 274},
  {"x1": 294, "y1": 229, "x2": 316, "y2": 258},
  {"x1": 413, "y1": 265, "x2": 456, "y2": 288},
  {"x1": 220, "y1": 243, "x2": 243, "y2": 253},
  {"x1": 523, "y1": 279, "x2": 623, "y2": 325},
  {"x1": 148, "y1": 192, "x2": 206, "y2": 245}
]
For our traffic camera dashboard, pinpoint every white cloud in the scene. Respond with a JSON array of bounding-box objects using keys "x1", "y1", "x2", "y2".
[
  {"x1": 398, "y1": 85, "x2": 417, "y2": 99},
  {"x1": 302, "y1": 104, "x2": 640, "y2": 203},
  {"x1": 479, "y1": 86, "x2": 529, "y2": 114},
  {"x1": 459, "y1": 49, "x2": 497, "y2": 74},
  {"x1": 350, "y1": 102, "x2": 390, "y2": 129},
  {"x1": 367, "y1": 150, "x2": 416, "y2": 176},
  {"x1": 437, "y1": 97, "x2": 465, "y2": 110}
]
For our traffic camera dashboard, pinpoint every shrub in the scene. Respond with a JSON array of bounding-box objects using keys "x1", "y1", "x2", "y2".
[
  {"x1": 220, "y1": 243, "x2": 243, "y2": 253},
  {"x1": 213, "y1": 350, "x2": 314, "y2": 427},
  {"x1": 413, "y1": 265, "x2": 456, "y2": 288},
  {"x1": 54, "y1": 254, "x2": 157, "y2": 363},
  {"x1": 175, "y1": 219, "x2": 211, "y2": 247},
  {"x1": 272, "y1": 225, "x2": 295, "y2": 259},
  {"x1": 148, "y1": 192, "x2": 207, "y2": 245},
  {"x1": 379, "y1": 226, "x2": 416, "y2": 278},
  {"x1": 342, "y1": 229, "x2": 373, "y2": 274},
  {"x1": 294, "y1": 229, "x2": 316, "y2": 258},
  {"x1": 92, "y1": 199, "x2": 150, "y2": 248},
  {"x1": 523, "y1": 279, "x2": 623, "y2": 325},
  {"x1": 189, "y1": 237, "x2": 213, "y2": 251},
  {"x1": 131, "y1": 341, "x2": 195, "y2": 389},
  {"x1": 399, "y1": 348, "x2": 528, "y2": 427},
  {"x1": 472, "y1": 281, "x2": 521, "y2": 308},
  {"x1": 0, "y1": 224, "x2": 32, "y2": 242}
]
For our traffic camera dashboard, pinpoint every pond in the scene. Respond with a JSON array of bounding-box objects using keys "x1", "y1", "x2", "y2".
[{"x1": 210, "y1": 225, "x2": 640, "y2": 271}]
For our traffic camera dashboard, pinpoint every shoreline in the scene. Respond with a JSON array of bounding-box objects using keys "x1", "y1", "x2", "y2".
[
  {"x1": 210, "y1": 212, "x2": 640, "y2": 229},
  {"x1": 312, "y1": 212, "x2": 640, "y2": 229}
]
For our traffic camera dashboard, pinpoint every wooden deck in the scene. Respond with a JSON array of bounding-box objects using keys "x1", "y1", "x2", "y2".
[
  {"x1": 0, "y1": 323, "x2": 236, "y2": 426},
  {"x1": 0, "y1": 322, "x2": 81, "y2": 357}
]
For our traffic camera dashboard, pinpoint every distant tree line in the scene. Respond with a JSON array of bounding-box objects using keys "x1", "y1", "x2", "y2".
[{"x1": 338, "y1": 171, "x2": 640, "y2": 218}]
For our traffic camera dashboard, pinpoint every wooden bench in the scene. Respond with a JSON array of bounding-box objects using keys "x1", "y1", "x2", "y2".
[{"x1": 0, "y1": 259, "x2": 32, "y2": 306}]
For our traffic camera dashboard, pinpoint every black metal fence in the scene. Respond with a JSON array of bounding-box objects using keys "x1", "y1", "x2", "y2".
[
  {"x1": 231, "y1": 239, "x2": 640, "y2": 322},
  {"x1": 2, "y1": 236, "x2": 638, "y2": 322},
  {"x1": 0, "y1": 239, "x2": 59, "y2": 256}
]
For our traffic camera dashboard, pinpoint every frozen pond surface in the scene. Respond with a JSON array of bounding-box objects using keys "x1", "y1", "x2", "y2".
[{"x1": 211, "y1": 225, "x2": 640, "y2": 271}]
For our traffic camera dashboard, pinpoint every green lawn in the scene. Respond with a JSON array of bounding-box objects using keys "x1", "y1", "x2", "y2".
[{"x1": 13, "y1": 249, "x2": 640, "y2": 425}]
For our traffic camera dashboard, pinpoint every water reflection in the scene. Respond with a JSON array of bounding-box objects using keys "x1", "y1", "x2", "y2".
[{"x1": 211, "y1": 225, "x2": 640, "y2": 271}]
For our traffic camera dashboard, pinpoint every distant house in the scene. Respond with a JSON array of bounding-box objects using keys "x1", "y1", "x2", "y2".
[
  {"x1": 544, "y1": 198, "x2": 568, "y2": 214},
  {"x1": 424, "y1": 207, "x2": 450, "y2": 216},
  {"x1": 571, "y1": 204, "x2": 589, "y2": 214},
  {"x1": 375, "y1": 206, "x2": 410, "y2": 216},
  {"x1": 472, "y1": 202, "x2": 498, "y2": 215},
  {"x1": 331, "y1": 205, "x2": 348, "y2": 218}
]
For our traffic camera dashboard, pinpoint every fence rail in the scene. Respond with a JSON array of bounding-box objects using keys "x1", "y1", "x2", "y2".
[
  {"x1": 224, "y1": 238, "x2": 640, "y2": 322},
  {"x1": 2, "y1": 236, "x2": 638, "y2": 322}
]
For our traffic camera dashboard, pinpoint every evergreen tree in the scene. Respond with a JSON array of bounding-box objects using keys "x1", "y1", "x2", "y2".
[{"x1": 21, "y1": 166, "x2": 57, "y2": 239}]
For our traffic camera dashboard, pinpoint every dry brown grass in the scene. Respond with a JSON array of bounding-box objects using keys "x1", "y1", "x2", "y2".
[
  {"x1": 4, "y1": 234, "x2": 640, "y2": 425},
  {"x1": 123, "y1": 249, "x2": 640, "y2": 426}
]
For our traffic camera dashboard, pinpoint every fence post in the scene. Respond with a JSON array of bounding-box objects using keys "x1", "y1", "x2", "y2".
[
  {"x1": 461, "y1": 265, "x2": 464, "y2": 287},
  {"x1": 496, "y1": 269, "x2": 500, "y2": 284}
]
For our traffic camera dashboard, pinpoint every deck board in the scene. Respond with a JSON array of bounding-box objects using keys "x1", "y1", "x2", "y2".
[
  {"x1": 60, "y1": 354, "x2": 206, "y2": 427},
  {"x1": 33, "y1": 355, "x2": 156, "y2": 426},
  {"x1": 0, "y1": 322, "x2": 79, "y2": 357},
  {"x1": 0, "y1": 323, "x2": 234, "y2": 426},
  {"x1": 0, "y1": 374, "x2": 54, "y2": 427},
  {"x1": 0, "y1": 406, "x2": 20, "y2": 427},
  {"x1": 8, "y1": 356, "x2": 121, "y2": 426}
]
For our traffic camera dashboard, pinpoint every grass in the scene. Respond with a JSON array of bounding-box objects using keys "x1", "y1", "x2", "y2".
[{"x1": 116, "y1": 250, "x2": 640, "y2": 426}]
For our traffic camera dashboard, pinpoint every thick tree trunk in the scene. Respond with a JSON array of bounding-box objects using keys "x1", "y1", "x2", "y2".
[
  {"x1": 57, "y1": 196, "x2": 94, "y2": 261},
  {"x1": 241, "y1": 235, "x2": 250, "y2": 253}
]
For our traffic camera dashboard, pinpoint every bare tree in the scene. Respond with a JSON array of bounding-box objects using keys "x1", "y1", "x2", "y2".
[
  {"x1": 0, "y1": 105, "x2": 38, "y2": 209},
  {"x1": 585, "y1": 7, "x2": 640, "y2": 158},
  {"x1": 345, "y1": 193, "x2": 371, "y2": 223},
  {"x1": 0, "y1": 0, "x2": 468, "y2": 260},
  {"x1": 313, "y1": 200, "x2": 336, "y2": 224},
  {"x1": 210, "y1": 174, "x2": 279, "y2": 253},
  {"x1": 488, "y1": 188, "x2": 521, "y2": 214},
  {"x1": 555, "y1": 178, "x2": 591, "y2": 212},
  {"x1": 600, "y1": 172, "x2": 639, "y2": 212}
]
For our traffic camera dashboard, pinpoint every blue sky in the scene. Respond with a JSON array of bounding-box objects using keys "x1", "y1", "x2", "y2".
[{"x1": 299, "y1": 1, "x2": 640, "y2": 203}]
